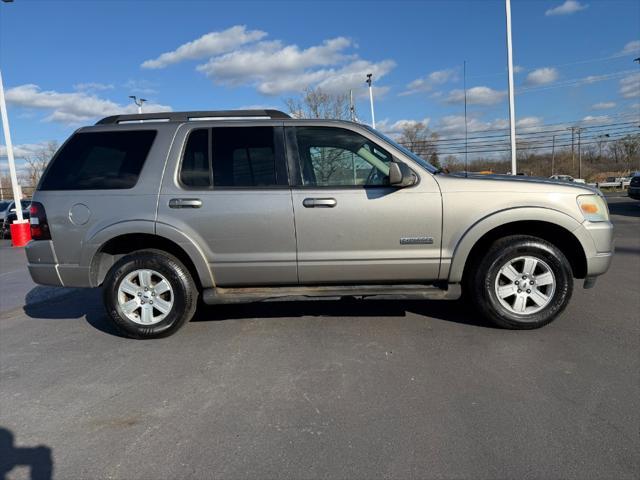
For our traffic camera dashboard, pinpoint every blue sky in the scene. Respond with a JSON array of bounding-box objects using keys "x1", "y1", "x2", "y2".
[{"x1": 1, "y1": 0, "x2": 639, "y2": 162}]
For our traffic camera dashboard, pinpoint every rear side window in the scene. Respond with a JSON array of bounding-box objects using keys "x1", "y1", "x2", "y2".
[
  {"x1": 40, "y1": 130, "x2": 156, "y2": 190},
  {"x1": 180, "y1": 129, "x2": 211, "y2": 187}
]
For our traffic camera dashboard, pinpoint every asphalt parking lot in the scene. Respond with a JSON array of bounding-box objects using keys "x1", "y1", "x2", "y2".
[{"x1": 1, "y1": 196, "x2": 638, "y2": 479}]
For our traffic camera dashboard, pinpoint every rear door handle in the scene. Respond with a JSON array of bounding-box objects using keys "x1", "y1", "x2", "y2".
[
  {"x1": 303, "y1": 198, "x2": 337, "y2": 208},
  {"x1": 169, "y1": 198, "x2": 202, "y2": 209}
]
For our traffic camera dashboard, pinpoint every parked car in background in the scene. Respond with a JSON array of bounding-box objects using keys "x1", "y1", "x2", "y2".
[
  {"x1": 2, "y1": 200, "x2": 31, "y2": 239},
  {"x1": 549, "y1": 174, "x2": 586, "y2": 184},
  {"x1": 629, "y1": 174, "x2": 640, "y2": 200},
  {"x1": 0, "y1": 200, "x2": 11, "y2": 232},
  {"x1": 25, "y1": 110, "x2": 614, "y2": 338}
]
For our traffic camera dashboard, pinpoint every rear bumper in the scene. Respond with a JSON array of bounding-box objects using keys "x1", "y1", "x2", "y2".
[
  {"x1": 628, "y1": 187, "x2": 640, "y2": 200},
  {"x1": 25, "y1": 240, "x2": 91, "y2": 287}
]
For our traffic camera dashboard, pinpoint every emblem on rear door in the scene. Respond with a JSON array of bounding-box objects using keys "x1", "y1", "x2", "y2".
[{"x1": 400, "y1": 236, "x2": 434, "y2": 245}]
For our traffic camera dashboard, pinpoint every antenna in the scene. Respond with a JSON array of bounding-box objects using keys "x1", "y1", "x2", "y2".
[{"x1": 463, "y1": 60, "x2": 469, "y2": 178}]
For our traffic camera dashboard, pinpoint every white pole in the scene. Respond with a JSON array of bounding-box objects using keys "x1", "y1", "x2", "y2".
[
  {"x1": 368, "y1": 86, "x2": 375, "y2": 129},
  {"x1": 137, "y1": 105, "x2": 142, "y2": 114},
  {"x1": 366, "y1": 74, "x2": 376, "y2": 129},
  {"x1": 505, "y1": 0, "x2": 517, "y2": 175},
  {"x1": 0, "y1": 69, "x2": 24, "y2": 222}
]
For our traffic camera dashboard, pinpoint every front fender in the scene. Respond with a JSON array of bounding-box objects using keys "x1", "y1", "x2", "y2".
[{"x1": 445, "y1": 207, "x2": 590, "y2": 283}]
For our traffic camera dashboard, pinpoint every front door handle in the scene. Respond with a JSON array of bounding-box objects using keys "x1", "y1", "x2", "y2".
[
  {"x1": 169, "y1": 198, "x2": 202, "y2": 209},
  {"x1": 303, "y1": 198, "x2": 337, "y2": 208}
]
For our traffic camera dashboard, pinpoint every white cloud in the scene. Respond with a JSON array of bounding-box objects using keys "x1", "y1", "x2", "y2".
[
  {"x1": 5, "y1": 84, "x2": 172, "y2": 124},
  {"x1": 196, "y1": 37, "x2": 394, "y2": 96},
  {"x1": 619, "y1": 40, "x2": 640, "y2": 56},
  {"x1": 378, "y1": 118, "x2": 431, "y2": 136},
  {"x1": 0, "y1": 142, "x2": 53, "y2": 159},
  {"x1": 73, "y1": 82, "x2": 114, "y2": 92},
  {"x1": 545, "y1": 0, "x2": 588, "y2": 16},
  {"x1": 141, "y1": 25, "x2": 267, "y2": 69},
  {"x1": 582, "y1": 115, "x2": 609, "y2": 124},
  {"x1": 516, "y1": 116, "x2": 544, "y2": 129},
  {"x1": 400, "y1": 69, "x2": 456, "y2": 96},
  {"x1": 513, "y1": 65, "x2": 524, "y2": 73},
  {"x1": 444, "y1": 86, "x2": 507, "y2": 106},
  {"x1": 524, "y1": 67, "x2": 559, "y2": 86},
  {"x1": 591, "y1": 101, "x2": 616, "y2": 110},
  {"x1": 619, "y1": 73, "x2": 640, "y2": 98},
  {"x1": 434, "y1": 115, "x2": 509, "y2": 135},
  {"x1": 123, "y1": 79, "x2": 159, "y2": 96}
]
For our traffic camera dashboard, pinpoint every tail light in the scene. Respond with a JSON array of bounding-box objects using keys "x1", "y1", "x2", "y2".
[{"x1": 29, "y1": 202, "x2": 51, "y2": 240}]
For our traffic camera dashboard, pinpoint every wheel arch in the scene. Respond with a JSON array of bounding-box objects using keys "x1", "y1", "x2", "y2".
[
  {"x1": 448, "y1": 208, "x2": 589, "y2": 284},
  {"x1": 89, "y1": 232, "x2": 214, "y2": 289}
]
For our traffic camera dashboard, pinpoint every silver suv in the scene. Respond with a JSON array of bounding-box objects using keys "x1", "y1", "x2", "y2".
[{"x1": 26, "y1": 110, "x2": 613, "y2": 338}]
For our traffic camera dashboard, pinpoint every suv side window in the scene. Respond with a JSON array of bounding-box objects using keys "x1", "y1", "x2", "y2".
[
  {"x1": 295, "y1": 127, "x2": 392, "y2": 187},
  {"x1": 212, "y1": 127, "x2": 278, "y2": 187},
  {"x1": 40, "y1": 130, "x2": 156, "y2": 190},
  {"x1": 180, "y1": 129, "x2": 211, "y2": 187}
]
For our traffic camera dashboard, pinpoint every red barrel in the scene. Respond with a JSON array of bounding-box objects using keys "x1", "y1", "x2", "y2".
[{"x1": 10, "y1": 221, "x2": 31, "y2": 247}]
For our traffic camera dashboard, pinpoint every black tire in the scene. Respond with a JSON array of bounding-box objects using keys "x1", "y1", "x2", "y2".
[
  {"x1": 103, "y1": 249, "x2": 198, "y2": 339},
  {"x1": 465, "y1": 235, "x2": 573, "y2": 329}
]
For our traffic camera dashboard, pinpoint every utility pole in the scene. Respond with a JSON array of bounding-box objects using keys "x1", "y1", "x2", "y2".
[
  {"x1": 129, "y1": 95, "x2": 147, "y2": 114},
  {"x1": 575, "y1": 127, "x2": 585, "y2": 179},
  {"x1": 365, "y1": 73, "x2": 375, "y2": 129},
  {"x1": 597, "y1": 133, "x2": 610, "y2": 159},
  {"x1": 551, "y1": 135, "x2": 556, "y2": 176},
  {"x1": 505, "y1": 0, "x2": 517, "y2": 175},
  {"x1": 567, "y1": 126, "x2": 578, "y2": 175}
]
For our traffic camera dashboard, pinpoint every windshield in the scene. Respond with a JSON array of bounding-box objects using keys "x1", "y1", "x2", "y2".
[{"x1": 362, "y1": 125, "x2": 439, "y2": 173}]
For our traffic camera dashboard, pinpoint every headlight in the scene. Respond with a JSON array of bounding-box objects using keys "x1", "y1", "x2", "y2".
[{"x1": 577, "y1": 194, "x2": 609, "y2": 222}]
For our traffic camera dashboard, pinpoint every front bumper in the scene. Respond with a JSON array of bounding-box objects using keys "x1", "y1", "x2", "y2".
[
  {"x1": 575, "y1": 220, "x2": 614, "y2": 279},
  {"x1": 628, "y1": 187, "x2": 640, "y2": 200}
]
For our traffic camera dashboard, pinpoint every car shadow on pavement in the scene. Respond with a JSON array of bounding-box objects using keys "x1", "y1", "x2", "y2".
[
  {"x1": 607, "y1": 199, "x2": 640, "y2": 217},
  {"x1": 0, "y1": 427, "x2": 53, "y2": 480},
  {"x1": 23, "y1": 287, "x2": 123, "y2": 337},
  {"x1": 194, "y1": 297, "x2": 493, "y2": 329},
  {"x1": 22, "y1": 286, "x2": 493, "y2": 336}
]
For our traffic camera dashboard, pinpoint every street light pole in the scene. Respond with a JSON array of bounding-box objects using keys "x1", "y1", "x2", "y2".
[
  {"x1": 0, "y1": 69, "x2": 24, "y2": 222},
  {"x1": 365, "y1": 73, "x2": 375, "y2": 129},
  {"x1": 129, "y1": 95, "x2": 147, "y2": 114},
  {"x1": 505, "y1": 0, "x2": 517, "y2": 175}
]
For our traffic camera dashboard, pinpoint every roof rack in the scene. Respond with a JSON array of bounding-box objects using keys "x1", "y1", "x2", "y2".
[{"x1": 95, "y1": 109, "x2": 291, "y2": 125}]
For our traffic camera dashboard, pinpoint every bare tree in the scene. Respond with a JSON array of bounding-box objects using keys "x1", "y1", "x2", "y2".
[
  {"x1": 22, "y1": 141, "x2": 58, "y2": 187},
  {"x1": 284, "y1": 87, "x2": 351, "y2": 120},
  {"x1": 397, "y1": 122, "x2": 440, "y2": 169},
  {"x1": 284, "y1": 87, "x2": 357, "y2": 184}
]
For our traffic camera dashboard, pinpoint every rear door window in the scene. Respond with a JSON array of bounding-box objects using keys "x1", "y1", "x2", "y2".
[
  {"x1": 212, "y1": 127, "x2": 278, "y2": 187},
  {"x1": 178, "y1": 126, "x2": 286, "y2": 189},
  {"x1": 40, "y1": 130, "x2": 156, "y2": 190}
]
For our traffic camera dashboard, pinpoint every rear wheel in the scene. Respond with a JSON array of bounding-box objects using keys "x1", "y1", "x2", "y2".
[
  {"x1": 466, "y1": 235, "x2": 573, "y2": 329},
  {"x1": 103, "y1": 249, "x2": 198, "y2": 339}
]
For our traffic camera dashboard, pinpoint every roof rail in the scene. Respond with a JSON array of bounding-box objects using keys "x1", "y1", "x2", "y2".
[{"x1": 95, "y1": 109, "x2": 291, "y2": 125}]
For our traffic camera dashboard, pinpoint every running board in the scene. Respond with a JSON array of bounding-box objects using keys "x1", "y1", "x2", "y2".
[{"x1": 202, "y1": 283, "x2": 461, "y2": 305}]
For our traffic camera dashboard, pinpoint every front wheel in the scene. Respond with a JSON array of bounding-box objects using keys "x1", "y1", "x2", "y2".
[
  {"x1": 466, "y1": 235, "x2": 573, "y2": 329},
  {"x1": 103, "y1": 249, "x2": 198, "y2": 339}
]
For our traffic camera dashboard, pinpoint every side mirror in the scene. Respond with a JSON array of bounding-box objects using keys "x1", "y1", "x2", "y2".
[{"x1": 389, "y1": 162, "x2": 417, "y2": 187}]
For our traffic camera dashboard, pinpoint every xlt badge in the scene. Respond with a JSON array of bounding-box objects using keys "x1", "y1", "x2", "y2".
[{"x1": 400, "y1": 236, "x2": 434, "y2": 245}]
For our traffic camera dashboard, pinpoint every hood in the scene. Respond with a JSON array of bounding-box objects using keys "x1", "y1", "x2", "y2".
[{"x1": 443, "y1": 172, "x2": 599, "y2": 194}]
